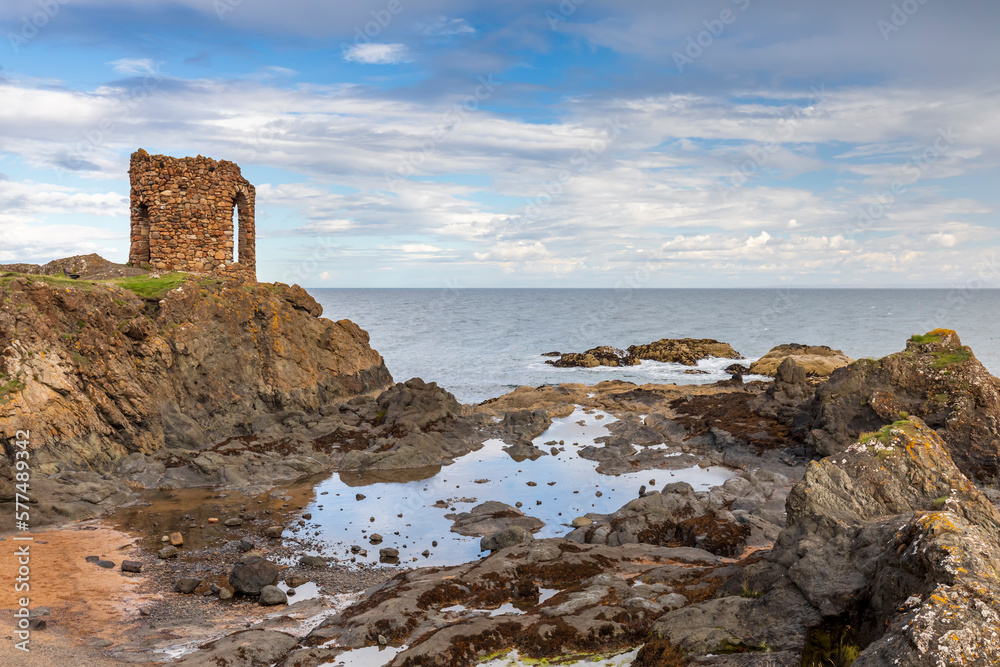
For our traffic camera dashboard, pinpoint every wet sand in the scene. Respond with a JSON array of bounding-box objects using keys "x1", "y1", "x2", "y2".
[{"x1": 0, "y1": 525, "x2": 156, "y2": 666}]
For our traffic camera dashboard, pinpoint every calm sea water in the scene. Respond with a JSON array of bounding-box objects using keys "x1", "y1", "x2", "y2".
[{"x1": 308, "y1": 289, "x2": 1000, "y2": 404}]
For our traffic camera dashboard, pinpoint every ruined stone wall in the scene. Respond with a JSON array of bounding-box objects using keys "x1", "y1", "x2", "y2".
[{"x1": 129, "y1": 149, "x2": 256, "y2": 280}]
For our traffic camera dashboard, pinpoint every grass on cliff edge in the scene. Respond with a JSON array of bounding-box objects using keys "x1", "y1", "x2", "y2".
[{"x1": 112, "y1": 273, "x2": 188, "y2": 298}]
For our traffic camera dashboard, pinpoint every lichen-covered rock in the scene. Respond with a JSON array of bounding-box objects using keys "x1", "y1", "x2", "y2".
[
  {"x1": 806, "y1": 329, "x2": 1000, "y2": 484},
  {"x1": 775, "y1": 418, "x2": 1000, "y2": 664},
  {"x1": 627, "y1": 338, "x2": 743, "y2": 366},
  {"x1": 748, "y1": 343, "x2": 853, "y2": 377}
]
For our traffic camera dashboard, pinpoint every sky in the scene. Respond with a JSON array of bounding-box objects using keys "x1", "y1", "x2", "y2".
[{"x1": 0, "y1": 0, "x2": 998, "y2": 287}]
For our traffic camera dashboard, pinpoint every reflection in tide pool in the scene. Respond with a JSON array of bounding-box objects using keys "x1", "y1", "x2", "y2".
[
  {"x1": 320, "y1": 644, "x2": 405, "y2": 666},
  {"x1": 302, "y1": 408, "x2": 734, "y2": 567}
]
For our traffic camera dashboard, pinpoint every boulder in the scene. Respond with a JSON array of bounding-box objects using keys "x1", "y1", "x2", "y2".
[
  {"x1": 480, "y1": 525, "x2": 535, "y2": 552},
  {"x1": 748, "y1": 343, "x2": 853, "y2": 377},
  {"x1": 447, "y1": 501, "x2": 545, "y2": 537},
  {"x1": 258, "y1": 585, "x2": 287, "y2": 606},
  {"x1": 174, "y1": 578, "x2": 202, "y2": 594},
  {"x1": 228, "y1": 556, "x2": 280, "y2": 596}
]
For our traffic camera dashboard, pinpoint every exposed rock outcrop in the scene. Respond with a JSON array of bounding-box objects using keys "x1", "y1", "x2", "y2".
[
  {"x1": 806, "y1": 329, "x2": 1000, "y2": 483},
  {"x1": 545, "y1": 339, "x2": 742, "y2": 368},
  {"x1": 627, "y1": 338, "x2": 742, "y2": 366},
  {"x1": 0, "y1": 273, "x2": 392, "y2": 476},
  {"x1": 748, "y1": 343, "x2": 853, "y2": 378},
  {"x1": 645, "y1": 417, "x2": 1000, "y2": 664},
  {"x1": 545, "y1": 346, "x2": 639, "y2": 368},
  {"x1": 447, "y1": 501, "x2": 545, "y2": 537}
]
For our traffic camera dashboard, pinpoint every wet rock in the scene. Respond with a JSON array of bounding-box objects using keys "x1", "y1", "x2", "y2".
[
  {"x1": 96, "y1": 559, "x2": 114, "y2": 569},
  {"x1": 175, "y1": 578, "x2": 202, "y2": 594},
  {"x1": 627, "y1": 338, "x2": 742, "y2": 366},
  {"x1": 356, "y1": 494, "x2": 366, "y2": 501},
  {"x1": 265, "y1": 525, "x2": 283, "y2": 538},
  {"x1": 379, "y1": 548, "x2": 400, "y2": 563},
  {"x1": 502, "y1": 441, "x2": 548, "y2": 461},
  {"x1": 228, "y1": 555, "x2": 279, "y2": 595},
  {"x1": 158, "y1": 546, "x2": 178, "y2": 559},
  {"x1": 571, "y1": 516, "x2": 592, "y2": 528},
  {"x1": 298, "y1": 555, "x2": 328, "y2": 568},
  {"x1": 85, "y1": 555, "x2": 100, "y2": 563},
  {"x1": 480, "y1": 525, "x2": 534, "y2": 552},
  {"x1": 369, "y1": 533, "x2": 383, "y2": 544},
  {"x1": 121, "y1": 560, "x2": 142, "y2": 573},
  {"x1": 172, "y1": 630, "x2": 297, "y2": 667},
  {"x1": 493, "y1": 409, "x2": 553, "y2": 445},
  {"x1": 286, "y1": 575, "x2": 309, "y2": 588},
  {"x1": 546, "y1": 346, "x2": 639, "y2": 368},
  {"x1": 258, "y1": 585, "x2": 287, "y2": 606},
  {"x1": 448, "y1": 501, "x2": 545, "y2": 537}
]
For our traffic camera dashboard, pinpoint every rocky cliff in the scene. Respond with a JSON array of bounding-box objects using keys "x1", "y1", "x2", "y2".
[
  {"x1": 0, "y1": 272, "x2": 392, "y2": 475},
  {"x1": 806, "y1": 329, "x2": 1000, "y2": 484}
]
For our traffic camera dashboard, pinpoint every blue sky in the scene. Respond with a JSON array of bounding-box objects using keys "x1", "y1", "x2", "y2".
[{"x1": 0, "y1": 0, "x2": 998, "y2": 287}]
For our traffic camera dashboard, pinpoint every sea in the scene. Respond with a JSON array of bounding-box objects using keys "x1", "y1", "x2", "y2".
[{"x1": 308, "y1": 288, "x2": 1000, "y2": 404}]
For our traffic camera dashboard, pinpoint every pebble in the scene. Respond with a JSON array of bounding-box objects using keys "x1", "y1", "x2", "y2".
[
  {"x1": 356, "y1": 494, "x2": 366, "y2": 501},
  {"x1": 224, "y1": 518, "x2": 243, "y2": 527},
  {"x1": 121, "y1": 560, "x2": 143, "y2": 573},
  {"x1": 207, "y1": 517, "x2": 219, "y2": 524},
  {"x1": 158, "y1": 546, "x2": 179, "y2": 559},
  {"x1": 169, "y1": 532, "x2": 184, "y2": 546}
]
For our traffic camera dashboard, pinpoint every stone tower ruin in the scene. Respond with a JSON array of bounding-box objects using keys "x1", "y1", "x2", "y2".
[{"x1": 128, "y1": 149, "x2": 256, "y2": 281}]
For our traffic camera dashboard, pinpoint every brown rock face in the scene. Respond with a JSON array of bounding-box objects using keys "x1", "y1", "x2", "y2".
[
  {"x1": 0, "y1": 274, "x2": 392, "y2": 473},
  {"x1": 627, "y1": 338, "x2": 742, "y2": 366},
  {"x1": 748, "y1": 343, "x2": 853, "y2": 377},
  {"x1": 806, "y1": 329, "x2": 1000, "y2": 483}
]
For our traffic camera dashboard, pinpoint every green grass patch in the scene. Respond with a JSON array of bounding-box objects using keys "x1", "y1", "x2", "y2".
[
  {"x1": 113, "y1": 273, "x2": 189, "y2": 299},
  {"x1": 0, "y1": 376, "x2": 26, "y2": 404},
  {"x1": 910, "y1": 333, "x2": 944, "y2": 345},
  {"x1": 71, "y1": 352, "x2": 91, "y2": 368},
  {"x1": 930, "y1": 347, "x2": 972, "y2": 368}
]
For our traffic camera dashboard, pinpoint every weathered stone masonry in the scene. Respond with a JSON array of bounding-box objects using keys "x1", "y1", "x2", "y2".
[{"x1": 129, "y1": 149, "x2": 256, "y2": 280}]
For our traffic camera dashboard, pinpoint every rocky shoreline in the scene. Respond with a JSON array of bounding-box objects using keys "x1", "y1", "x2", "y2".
[{"x1": 3, "y1": 262, "x2": 1000, "y2": 666}]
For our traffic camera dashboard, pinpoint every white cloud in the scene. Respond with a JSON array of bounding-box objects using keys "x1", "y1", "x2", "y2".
[
  {"x1": 474, "y1": 240, "x2": 550, "y2": 262},
  {"x1": 107, "y1": 58, "x2": 157, "y2": 75},
  {"x1": 342, "y1": 43, "x2": 411, "y2": 65}
]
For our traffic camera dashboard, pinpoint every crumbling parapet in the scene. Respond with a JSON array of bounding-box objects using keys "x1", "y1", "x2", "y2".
[{"x1": 128, "y1": 149, "x2": 256, "y2": 281}]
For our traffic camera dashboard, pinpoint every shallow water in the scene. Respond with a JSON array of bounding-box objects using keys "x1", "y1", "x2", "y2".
[
  {"x1": 300, "y1": 408, "x2": 733, "y2": 567},
  {"x1": 111, "y1": 408, "x2": 732, "y2": 569}
]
